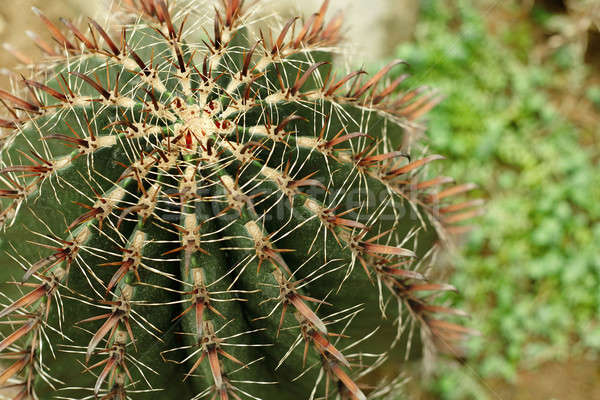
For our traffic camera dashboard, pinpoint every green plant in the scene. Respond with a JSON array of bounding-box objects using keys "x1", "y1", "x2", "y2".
[
  {"x1": 0, "y1": 1, "x2": 478, "y2": 399},
  {"x1": 391, "y1": 0, "x2": 600, "y2": 397}
]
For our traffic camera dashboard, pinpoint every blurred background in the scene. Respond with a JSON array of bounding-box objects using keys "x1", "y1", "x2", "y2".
[{"x1": 1, "y1": 0, "x2": 598, "y2": 399}]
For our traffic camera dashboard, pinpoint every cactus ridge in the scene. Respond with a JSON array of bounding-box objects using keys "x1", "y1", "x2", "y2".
[{"x1": 0, "y1": 1, "x2": 481, "y2": 399}]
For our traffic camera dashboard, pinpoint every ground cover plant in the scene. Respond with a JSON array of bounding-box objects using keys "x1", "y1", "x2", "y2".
[{"x1": 390, "y1": 0, "x2": 600, "y2": 397}]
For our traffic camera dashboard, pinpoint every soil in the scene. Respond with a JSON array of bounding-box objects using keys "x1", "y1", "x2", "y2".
[
  {"x1": 0, "y1": 0, "x2": 100, "y2": 88},
  {"x1": 487, "y1": 359, "x2": 600, "y2": 400}
]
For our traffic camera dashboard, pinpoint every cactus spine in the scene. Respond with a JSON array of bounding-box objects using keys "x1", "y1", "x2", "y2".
[{"x1": 0, "y1": 1, "x2": 480, "y2": 399}]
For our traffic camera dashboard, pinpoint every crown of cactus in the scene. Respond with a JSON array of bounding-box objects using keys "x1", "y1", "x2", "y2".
[{"x1": 0, "y1": 1, "x2": 482, "y2": 399}]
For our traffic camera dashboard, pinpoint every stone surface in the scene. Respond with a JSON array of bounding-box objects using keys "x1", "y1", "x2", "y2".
[{"x1": 265, "y1": 0, "x2": 418, "y2": 61}]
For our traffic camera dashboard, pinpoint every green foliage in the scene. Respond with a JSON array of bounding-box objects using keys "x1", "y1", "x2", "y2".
[{"x1": 390, "y1": 0, "x2": 600, "y2": 397}]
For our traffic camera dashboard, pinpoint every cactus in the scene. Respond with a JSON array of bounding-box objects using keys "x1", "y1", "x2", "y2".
[{"x1": 0, "y1": 1, "x2": 482, "y2": 399}]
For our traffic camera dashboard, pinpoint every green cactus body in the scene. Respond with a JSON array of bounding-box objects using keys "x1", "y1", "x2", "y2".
[{"x1": 0, "y1": 1, "x2": 480, "y2": 399}]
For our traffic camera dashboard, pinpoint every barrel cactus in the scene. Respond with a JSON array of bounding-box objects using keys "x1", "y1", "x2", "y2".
[{"x1": 0, "y1": 1, "x2": 481, "y2": 399}]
